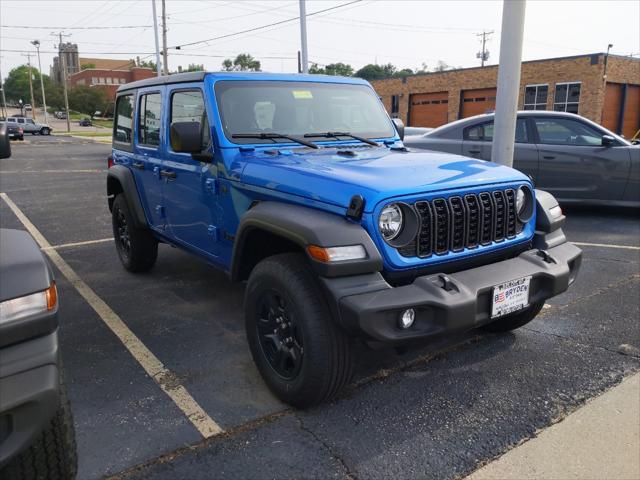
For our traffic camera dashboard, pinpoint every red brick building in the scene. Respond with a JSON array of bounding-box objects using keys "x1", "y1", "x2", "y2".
[
  {"x1": 69, "y1": 59, "x2": 155, "y2": 99},
  {"x1": 371, "y1": 53, "x2": 640, "y2": 139}
]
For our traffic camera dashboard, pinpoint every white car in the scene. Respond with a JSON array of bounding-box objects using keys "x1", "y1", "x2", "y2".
[{"x1": 6, "y1": 117, "x2": 52, "y2": 135}]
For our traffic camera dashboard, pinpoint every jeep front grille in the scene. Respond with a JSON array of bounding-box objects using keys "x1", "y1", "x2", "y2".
[{"x1": 398, "y1": 188, "x2": 521, "y2": 258}]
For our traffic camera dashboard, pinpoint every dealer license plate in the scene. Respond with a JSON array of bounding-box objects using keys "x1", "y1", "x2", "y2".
[{"x1": 491, "y1": 276, "x2": 531, "y2": 318}]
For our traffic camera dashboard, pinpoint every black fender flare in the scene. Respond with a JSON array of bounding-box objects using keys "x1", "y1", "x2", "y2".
[
  {"x1": 106, "y1": 165, "x2": 149, "y2": 229},
  {"x1": 533, "y1": 189, "x2": 566, "y2": 249},
  {"x1": 230, "y1": 202, "x2": 383, "y2": 279}
]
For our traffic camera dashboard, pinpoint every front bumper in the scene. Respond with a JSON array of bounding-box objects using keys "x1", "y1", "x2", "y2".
[
  {"x1": 333, "y1": 242, "x2": 582, "y2": 344},
  {"x1": 0, "y1": 331, "x2": 60, "y2": 467}
]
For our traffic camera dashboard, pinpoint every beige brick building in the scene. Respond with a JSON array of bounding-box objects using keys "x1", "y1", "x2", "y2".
[{"x1": 371, "y1": 53, "x2": 640, "y2": 139}]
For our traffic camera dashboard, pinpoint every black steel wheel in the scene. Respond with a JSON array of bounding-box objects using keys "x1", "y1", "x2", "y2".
[
  {"x1": 256, "y1": 290, "x2": 304, "y2": 380},
  {"x1": 245, "y1": 253, "x2": 353, "y2": 408},
  {"x1": 111, "y1": 194, "x2": 158, "y2": 272}
]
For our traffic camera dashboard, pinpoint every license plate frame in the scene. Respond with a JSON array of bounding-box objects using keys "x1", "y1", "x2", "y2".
[{"x1": 491, "y1": 276, "x2": 531, "y2": 319}]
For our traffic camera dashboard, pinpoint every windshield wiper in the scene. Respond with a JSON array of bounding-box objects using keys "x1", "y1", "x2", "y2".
[
  {"x1": 232, "y1": 132, "x2": 318, "y2": 149},
  {"x1": 303, "y1": 131, "x2": 379, "y2": 147}
]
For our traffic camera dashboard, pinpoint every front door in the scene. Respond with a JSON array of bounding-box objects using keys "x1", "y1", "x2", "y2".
[
  {"x1": 532, "y1": 116, "x2": 630, "y2": 201},
  {"x1": 132, "y1": 88, "x2": 166, "y2": 228},
  {"x1": 162, "y1": 86, "x2": 220, "y2": 258}
]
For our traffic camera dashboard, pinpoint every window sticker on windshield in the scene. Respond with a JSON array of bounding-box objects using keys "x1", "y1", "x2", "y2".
[{"x1": 292, "y1": 90, "x2": 313, "y2": 99}]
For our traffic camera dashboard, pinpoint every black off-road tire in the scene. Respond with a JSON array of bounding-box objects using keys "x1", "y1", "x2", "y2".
[
  {"x1": 40, "y1": 128, "x2": 51, "y2": 136},
  {"x1": 112, "y1": 194, "x2": 157, "y2": 272},
  {"x1": 245, "y1": 253, "x2": 353, "y2": 408},
  {"x1": 0, "y1": 375, "x2": 77, "y2": 480},
  {"x1": 481, "y1": 301, "x2": 545, "y2": 333}
]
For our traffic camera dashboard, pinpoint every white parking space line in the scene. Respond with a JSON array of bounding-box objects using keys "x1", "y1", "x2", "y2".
[
  {"x1": 41, "y1": 238, "x2": 113, "y2": 251},
  {"x1": 1, "y1": 169, "x2": 105, "y2": 174},
  {"x1": 573, "y1": 241, "x2": 640, "y2": 251},
  {"x1": 1, "y1": 192, "x2": 223, "y2": 439}
]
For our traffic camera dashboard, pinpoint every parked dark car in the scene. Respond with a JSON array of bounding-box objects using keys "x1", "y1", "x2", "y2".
[
  {"x1": 78, "y1": 117, "x2": 92, "y2": 127},
  {"x1": 1, "y1": 121, "x2": 24, "y2": 141},
  {"x1": 54, "y1": 111, "x2": 67, "y2": 120},
  {"x1": 404, "y1": 111, "x2": 640, "y2": 207}
]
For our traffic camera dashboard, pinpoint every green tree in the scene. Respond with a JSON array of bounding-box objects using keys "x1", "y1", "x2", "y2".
[
  {"x1": 81, "y1": 63, "x2": 96, "y2": 70},
  {"x1": 68, "y1": 85, "x2": 109, "y2": 116},
  {"x1": 308, "y1": 62, "x2": 354, "y2": 76},
  {"x1": 184, "y1": 63, "x2": 205, "y2": 72},
  {"x1": 136, "y1": 57, "x2": 157, "y2": 71},
  {"x1": 393, "y1": 68, "x2": 414, "y2": 78},
  {"x1": 4, "y1": 65, "x2": 40, "y2": 104},
  {"x1": 221, "y1": 53, "x2": 261, "y2": 72},
  {"x1": 354, "y1": 63, "x2": 396, "y2": 80}
]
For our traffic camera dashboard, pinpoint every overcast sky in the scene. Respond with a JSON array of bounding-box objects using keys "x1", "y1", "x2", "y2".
[{"x1": 1, "y1": 0, "x2": 638, "y2": 79}]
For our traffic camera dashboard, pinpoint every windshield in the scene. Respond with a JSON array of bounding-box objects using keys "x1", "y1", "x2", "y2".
[{"x1": 215, "y1": 80, "x2": 395, "y2": 145}]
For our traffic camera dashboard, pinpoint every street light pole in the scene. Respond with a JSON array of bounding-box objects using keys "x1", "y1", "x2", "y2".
[
  {"x1": 23, "y1": 53, "x2": 37, "y2": 120},
  {"x1": 299, "y1": 0, "x2": 309, "y2": 74},
  {"x1": 151, "y1": 0, "x2": 162, "y2": 76},
  {"x1": 490, "y1": 0, "x2": 526, "y2": 168},
  {"x1": 31, "y1": 40, "x2": 48, "y2": 124}
]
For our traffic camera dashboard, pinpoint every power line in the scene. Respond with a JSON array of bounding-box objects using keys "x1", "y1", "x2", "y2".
[
  {"x1": 1, "y1": 24, "x2": 153, "y2": 30},
  {"x1": 171, "y1": 0, "x2": 363, "y2": 50}
]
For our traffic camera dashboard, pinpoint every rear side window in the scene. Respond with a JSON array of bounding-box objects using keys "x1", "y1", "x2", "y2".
[
  {"x1": 138, "y1": 92, "x2": 162, "y2": 147},
  {"x1": 171, "y1": 90, "x2": 210, "y2": 148},
  {"x1": 114, "y1": 94, "x2": 134, "y2": 145},
  {"x1": 465, "y1": 119, "x2": 528, "y2": 143}
]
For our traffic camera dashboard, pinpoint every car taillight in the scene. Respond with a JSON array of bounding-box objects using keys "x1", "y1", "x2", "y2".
[
  {"x1": 107, "y1": 154, "x2": 114, "y2": 168},
  {"x1": 19, "y1": 127, "x2": 23, "y2": 133}
]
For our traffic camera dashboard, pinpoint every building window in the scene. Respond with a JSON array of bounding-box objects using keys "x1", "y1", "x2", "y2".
[
  {"x1": 553, "y1": 82, "x2": 581, "y2": 114},
  {"x1": 524, "y1": 84, "x2": 548, "y2": 110},
  {"x1": 391, "y1": 95, "x2": 400, "y2": 115},
  {"x1": 91, "y1": 77, "x2": 98, "y2": 85}
]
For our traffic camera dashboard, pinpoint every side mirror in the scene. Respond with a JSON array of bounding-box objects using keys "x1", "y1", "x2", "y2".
[
  {"x1": 601, "y1": 135, "x2": 615, "y2": 147},
  {"x1": 0, "y1": 123, "x2": 11, "y2": 159},
  {"x1": 392, "y1": 118, "x2": 405, "y2": 140},
  {"x1": 170, "y1": 122, "x2": 202, "y2": 153}
]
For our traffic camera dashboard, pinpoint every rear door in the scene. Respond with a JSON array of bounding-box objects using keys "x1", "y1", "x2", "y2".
[
  {"x1": 162, "y1": 85, "x2": 220, "y2": 257},
  {"x1": 133, "y1": 87, "x2": 166, "y2": 228},
  {"x1": 532, "y1": 116, "x2": 630, "y2": 201},
  {"x1": 461, "y1": 117, "x2": 539, "y2": 181}
]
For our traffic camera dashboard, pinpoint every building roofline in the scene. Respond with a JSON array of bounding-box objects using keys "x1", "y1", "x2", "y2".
[{"x1": 370, "y1": 52, "x2": 639, "y2": 83}]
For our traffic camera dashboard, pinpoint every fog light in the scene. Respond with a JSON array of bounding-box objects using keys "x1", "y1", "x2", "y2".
[{"x1": 399, "y1": 308, "x2": 415, "y2": 329}]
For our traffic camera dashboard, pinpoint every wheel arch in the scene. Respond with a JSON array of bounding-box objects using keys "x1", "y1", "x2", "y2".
[
  {"x1": 106, "y1": 164, "x2": 148, "y2": 229},
  {"x1": 230, "y1": 201, "x2": 383, "y2": 281}
]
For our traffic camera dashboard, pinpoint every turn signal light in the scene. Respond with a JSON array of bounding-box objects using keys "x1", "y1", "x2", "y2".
[
  {"x1": 107, "y1": 155, "x2": 114, "y2": 169},
  {"x1": 46, "y1": 282, "x2": 58, "y2": 311},
  {"x1": 307, "y1": 245, "x2": 367, "y2": 263}
]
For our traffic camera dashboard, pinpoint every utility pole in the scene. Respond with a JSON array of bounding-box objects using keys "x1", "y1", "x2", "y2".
[
  {"x1": 476, "y1": 30, "x2": 494, "y2": 67},
  {"x1": 298, "y1": 0, "x2": 309, "y2": 74},
  {"x1": 31, "y1": 40, "x2": 48, "y2": 124},
  {"x1": 54, "y1": 32, "x2": 72, "y2": 132},
  {"x1": 161, "y1": 0, "x2": 168, "y2": 75},
  {"x1": 22, "y1": 53, "x2": 37, "y2": 120},
  {"x1": 491, "y1": 1, "x2": 526, "y2": 168},
  {"x1": 0, "y1": 67, "x2": 7, "y2": 118},
  {"x1": 151, "y1": 0, "x2": 162, "y2": 76}
]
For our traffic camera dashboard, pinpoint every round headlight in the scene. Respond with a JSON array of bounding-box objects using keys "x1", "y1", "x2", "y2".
[
  {"x1": 379, "y1": 203, "x2": 403, "y2": 241},
  {"x1": 515, "y1": 185, "x2": 534, "y2": 222},
  {"x1": 516, "y1": 187, "x2": 526, "y2": 215}
]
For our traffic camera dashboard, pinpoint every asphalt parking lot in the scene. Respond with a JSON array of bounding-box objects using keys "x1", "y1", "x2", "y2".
[{"x1": 1, "y1": 136, "x2": 638, "y2": 479}]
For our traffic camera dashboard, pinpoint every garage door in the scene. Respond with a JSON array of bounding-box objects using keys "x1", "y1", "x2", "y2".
[
  {"x1": 408, "y1": 91, "x2": 449, "y2": 127},
  {"x1": 603, "y1": 83, "x2": 640, "y2": 139},
  {"x1": 461, "y1": 88, "x2": 497, "y2": 118}
]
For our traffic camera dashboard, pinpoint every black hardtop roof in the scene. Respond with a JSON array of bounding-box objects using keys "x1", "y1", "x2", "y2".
[{"x1": 117, "y1": 71, "x2": 207, "y2": 93}]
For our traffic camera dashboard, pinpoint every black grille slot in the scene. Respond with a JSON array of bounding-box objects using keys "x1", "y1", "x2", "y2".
[
  {"x1": 479, "y1": 192, "x2": 494, "y2": 245},
  {"x1": 504, "y1": 189, "x2": 517, "y2": 238},
  {"x1": 415, "y1": 201, "x2": 433, "y2": 257},
  {"x1": 464, "y1": 194, "x2": 480, "y2": 248},
  {"x1": 449, "y1": 196, "x2": 466, "y2": 252},
  {"x1": 493, "y1": 190, "x2": 506, "y2": 241},
  {"x1": 432, "y1": 199, "x2": 450, "y2": 254}
]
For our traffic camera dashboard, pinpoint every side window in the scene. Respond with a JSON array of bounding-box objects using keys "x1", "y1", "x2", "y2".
[
  {"x1": 27, "y1": 119, "x2": 35, "y2": 125},
  {"x1": 465, "y1": 119, "x2": 528, "y2": 142},
  {"x1": 17, "y1": 118, "x2": 25, "y2": 124},
  {"x1": 170, "y1": 90, "x2": 209, "y2": 149},
  {"x1": 138, "y1": 92, "x2": 162, "y2": 147},
  {"x1": 534, "y1": 117, "x2": 602, "y2": 146},
  {"x1": 114, "y1": 94, "x2": 134, "y2": 144}
]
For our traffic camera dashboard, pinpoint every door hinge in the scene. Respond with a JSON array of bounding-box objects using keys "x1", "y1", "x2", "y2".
[
  {"x1": 205, "y1": 178, "x2": 219, "y2": 194},
  {"x1": 207, "y1": 225, "x2": 219, "y2": 241}
]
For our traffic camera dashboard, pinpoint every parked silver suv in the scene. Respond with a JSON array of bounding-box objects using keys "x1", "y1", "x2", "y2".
[{"x1": 6, "y1": 116, "x2": 52, "y2": 136}]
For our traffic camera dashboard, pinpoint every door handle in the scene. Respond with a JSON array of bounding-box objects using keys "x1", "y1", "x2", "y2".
[
  {"x1": 543, "y1": 155, "x2": 555, "y2": 160},
  {"x1": 160, "y1": 169, "x2": 177, "y2": 179},
  {"x1": 132, "y1": 161, "x2": 144, "y2": 170},
  {"x1": 468, "y1": 149, "x2": 481, "y2": 154}
]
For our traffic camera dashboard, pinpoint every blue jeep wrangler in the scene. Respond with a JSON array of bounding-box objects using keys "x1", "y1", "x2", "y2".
[{"x1": 107, "y1": 72, "x2": 582, "y2": 407}]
